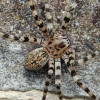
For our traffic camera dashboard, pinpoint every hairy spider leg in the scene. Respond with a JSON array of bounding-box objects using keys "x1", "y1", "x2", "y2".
[
  {"x1": 77, "y1": 50, "x2": 99, "y2": 65},
  {"x1": 63, "y1": 48, "x2": 98, "y2": 100},
  {"x1": 60, "y1": 0, "x2": 77, "y2": 31},
  {"x1": 42, "y1": 57, "x2": 54, "y2": 100},
  {"x1": 40, "y1": 1, "x2": 71, "y2": 36},
  {"x1": 0, "y1": 32, "x2": 42, "y2": 44},
  {"x1": 56, "y1": 84, "x2": 63, "y2": 100},
  {"x1": 28, "y1": 0, "x2": 55, "y2": 37},
  {"x1": 61, "y1": 12, "x2": 71, "y2": 30},
  {"x1": 55, "y1": 58, "x2": 63, "y2": 100},
  {"x1": 43, "y1": 3, "x2": 54, "y2": 36},
  {"x1": 27, "y1": 0, "x2": 48, "y2": 37}
]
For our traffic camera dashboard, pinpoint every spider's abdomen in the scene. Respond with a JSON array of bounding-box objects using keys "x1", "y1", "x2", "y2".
[
  {"x1": 43, "y1": 34, "x2": 70, "y2": 58},
  {"x1": 24, "y1": 47, "x2": 49, "y2": 70}
]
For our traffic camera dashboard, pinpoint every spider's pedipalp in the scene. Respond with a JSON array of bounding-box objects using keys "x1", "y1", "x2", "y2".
[{"x1": 42, "y1": 57, "x2": 54, "y2": 100}]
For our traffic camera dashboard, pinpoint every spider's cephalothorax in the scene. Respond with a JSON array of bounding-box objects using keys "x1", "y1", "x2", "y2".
[
  {"x1": 0, "y1": 0, "x2": 99, "y2": 100},
  {"x1": 43, "y1": 33, "x2": 70, "y2": 58},
  {"x1": 24, "y1": 32, "x2": 71, "y2": 70}
]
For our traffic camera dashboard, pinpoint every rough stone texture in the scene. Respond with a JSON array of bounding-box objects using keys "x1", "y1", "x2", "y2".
[
  {"x1": 0, "y1": 0, "x2": 100, "y2": 100},
  {"x1": 0, "y1": 90, "x2": 91, "y2": 100}
]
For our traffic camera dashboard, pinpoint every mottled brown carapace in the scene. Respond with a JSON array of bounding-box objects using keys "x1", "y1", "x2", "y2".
[{"x1": 43, "y1": 33, "x2": 70, "y2": 58}]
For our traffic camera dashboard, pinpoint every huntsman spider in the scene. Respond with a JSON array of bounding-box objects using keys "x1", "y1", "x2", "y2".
[{"x1": 0, "y1": 0, "x2": 99, "y2": 100}]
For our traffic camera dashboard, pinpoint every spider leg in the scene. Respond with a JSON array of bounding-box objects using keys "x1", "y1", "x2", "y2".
[
  {"x1": 27, "y1": 0, "x2": 47, "y2": 37},
  {"x1": 27, "y1": 0, "x2": 54, "y2": 37},
  {"x1": 62, "y1": 53, "x2": 69, "y2": 65},
  {"x1": 44, "y1": 3, "x2": 54, "y2": 36},
  {"x1": 0, "y1": 32, "x2": 43, "y2": 44},
  {"x1": 77, "y1": 50, "x2": 99, "y2": 65},
  {"x1": 62, "y1": 48, "x2": 98, "y2": 100},
  {"x1": 55, "y1": 58, "x2": 63, "y2": 100},
  {"x1": 42, "y1": 57, "x2": 54, "y2": 100},
  {"x1": 60, "y1": 1, "x2": 77, "y2": 31},
  {"x1": 61, "y1": 12, "x2": 71, "y2": 30}
]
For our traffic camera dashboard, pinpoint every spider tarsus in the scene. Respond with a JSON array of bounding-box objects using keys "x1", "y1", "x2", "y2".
[
  {"x1": 77, "y1": 50, "x2": 99, "y2": 65},
  {"x1": 56, "y1": 84, "x2": 63, "y2": 100}
]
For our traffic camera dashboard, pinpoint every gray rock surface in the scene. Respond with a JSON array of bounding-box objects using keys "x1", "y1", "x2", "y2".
[
  {"x1": 0, "y1": 0, "x2": 100, "y2": 100},
  {"x1": 0, "y1": 90, "x2": 91, "y2": 100}
]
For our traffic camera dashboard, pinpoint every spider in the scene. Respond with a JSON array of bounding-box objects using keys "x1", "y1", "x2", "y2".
[{"x1": 0, "y1": 0, "x2": 99, "y2": 100}]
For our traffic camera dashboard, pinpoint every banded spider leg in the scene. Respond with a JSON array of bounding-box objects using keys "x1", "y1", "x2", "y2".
[
  {"x1": 28, "y1": 0, "x2": 53, "y2": 37},
  {"x1": 42, "y1": 57, "x2": 54, "y2": 100},
  {"x1": 62, "y1": 47, "x2": 99, "y2": 100}
]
